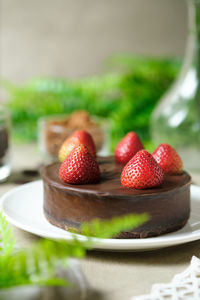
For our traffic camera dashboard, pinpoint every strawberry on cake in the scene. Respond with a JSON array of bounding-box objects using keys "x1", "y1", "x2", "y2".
[
  {"x1": 59, "y1": 144, "x2": 100, "y2": 185},
  {"x1": 121, "y1": 150, "x2": 164, "y2": 189},
  {"x1": 59, "y1": 130, "x2": 96, "y2": 162},
  {"x1": 115, "y1": 131, "x2": 144, "y2": 164},
  {"x1": 42, "y1": 131, "x2": 191, "y2": 238}
]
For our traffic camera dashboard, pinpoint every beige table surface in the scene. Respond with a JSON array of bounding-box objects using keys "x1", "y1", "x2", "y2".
[{"x1": 1, "y1": 144, "x2": 200, "y2": 300}]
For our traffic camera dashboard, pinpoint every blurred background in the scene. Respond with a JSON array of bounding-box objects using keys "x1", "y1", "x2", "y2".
[
  {"x1": 2, "y1": 0, "x2": 195, "y2": 170},
  {"x1": 1, "y1": 0, "x2": 187, "y2": 82}
]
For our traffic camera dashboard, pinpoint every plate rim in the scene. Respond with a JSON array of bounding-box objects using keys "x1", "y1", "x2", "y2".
[{"x1": 1, "y1": 180, "x2": 200, "y2": 251}]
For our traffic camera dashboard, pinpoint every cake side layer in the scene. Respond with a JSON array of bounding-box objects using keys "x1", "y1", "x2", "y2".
[{"x1": 43, "y1": 182, "x2": 190, "y2": 238}]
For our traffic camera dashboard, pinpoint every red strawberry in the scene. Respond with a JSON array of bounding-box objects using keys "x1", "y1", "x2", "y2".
[
  {"x1": 121, "y1": 150, "x2": 164, "y2": 189},
  {"x1": 152, "y1": 143, "x2": 183, "y2": 175},
  {"x1": 59, "y1": 130, "x2": 96, "y2": 162},
  {"x1": 59, "y1": 144, "x2": 100, "y2": 184},
  {"x1": 115, "y1": 132, "x2": 144, "y2": 164}
]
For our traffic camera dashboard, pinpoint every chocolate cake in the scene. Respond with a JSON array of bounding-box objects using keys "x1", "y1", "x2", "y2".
[{"x1": 42, "y1": 156, "x2": 191, "y2": 238}]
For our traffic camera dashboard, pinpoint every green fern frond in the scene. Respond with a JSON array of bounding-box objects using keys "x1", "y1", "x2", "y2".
[
  {"x1": 80, "y1": 213, "x2": 149, "y2": 238},
  {"x1": 0, "y1": 210, "x2": 148, "y2": 289},
  {"x1": 0, "y1": 212, "x2": 15, "y2": 256}
]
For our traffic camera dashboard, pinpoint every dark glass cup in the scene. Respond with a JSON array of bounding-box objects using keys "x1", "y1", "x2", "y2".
[{"x1": 0, "y1": 107, "x2": 11, "y2": 181}]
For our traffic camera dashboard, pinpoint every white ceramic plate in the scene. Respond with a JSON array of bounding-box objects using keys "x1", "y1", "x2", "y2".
[{"x1": 1, "y1": 180, "x2": 200, "y2": 251}]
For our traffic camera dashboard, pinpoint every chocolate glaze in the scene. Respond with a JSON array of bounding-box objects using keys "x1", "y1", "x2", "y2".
[{"x1": 42, "y1": 157, "x2": 191, "y2": 238}]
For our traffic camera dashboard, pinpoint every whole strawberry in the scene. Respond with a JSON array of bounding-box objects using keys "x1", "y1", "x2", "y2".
[
  {"x1": 59, "y1": 144, "x2": 100, "y2": 184},
  {"x1": 121, "y1": 150, "x2": 164, "y2": 189},
  {"x1": 152, "y1": 143, "x2": 183, "y2": 175},
  {"x1": 115, "y1": 132, "x2": 144, "y2": 164},
  {"x1": 59, "y1": 130, "x2": 96, "y2": 162}
]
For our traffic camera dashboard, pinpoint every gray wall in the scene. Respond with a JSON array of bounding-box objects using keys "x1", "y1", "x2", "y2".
[{"x1": 1, "y1": 0, "x2": 187, "y2": 83}]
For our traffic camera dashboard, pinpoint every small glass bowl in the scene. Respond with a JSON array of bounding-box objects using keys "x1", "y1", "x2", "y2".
[
  {"x1": 38, "y1": 112, "x2": 110, "y2": 164},
  {"x1": 0, "y1": 106, "x2": 11, "y2": 181}
]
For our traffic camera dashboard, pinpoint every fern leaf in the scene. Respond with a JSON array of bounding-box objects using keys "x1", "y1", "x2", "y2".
[
  {"x1": 80, "y1": 213, "x2": 149, "y2": 238},
  {"x1": 0, "y1": 211, "x2": 15, "y2": 256}
]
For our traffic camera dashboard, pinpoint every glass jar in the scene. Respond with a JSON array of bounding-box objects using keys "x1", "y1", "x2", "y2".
[
  {"x1": 0, "y1": 106, "x2": 11, "y2": 181},
  {"x1": 151, "y1": 0, "x2": 200, "y2": 171},
  {"x1": 38, "y1": 112, "x2": 109, "y2": 163}
]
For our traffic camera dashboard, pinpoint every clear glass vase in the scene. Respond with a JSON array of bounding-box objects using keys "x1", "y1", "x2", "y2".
[{"x1": 151, "y1": 0, "x2": 200, "y2": 172}]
